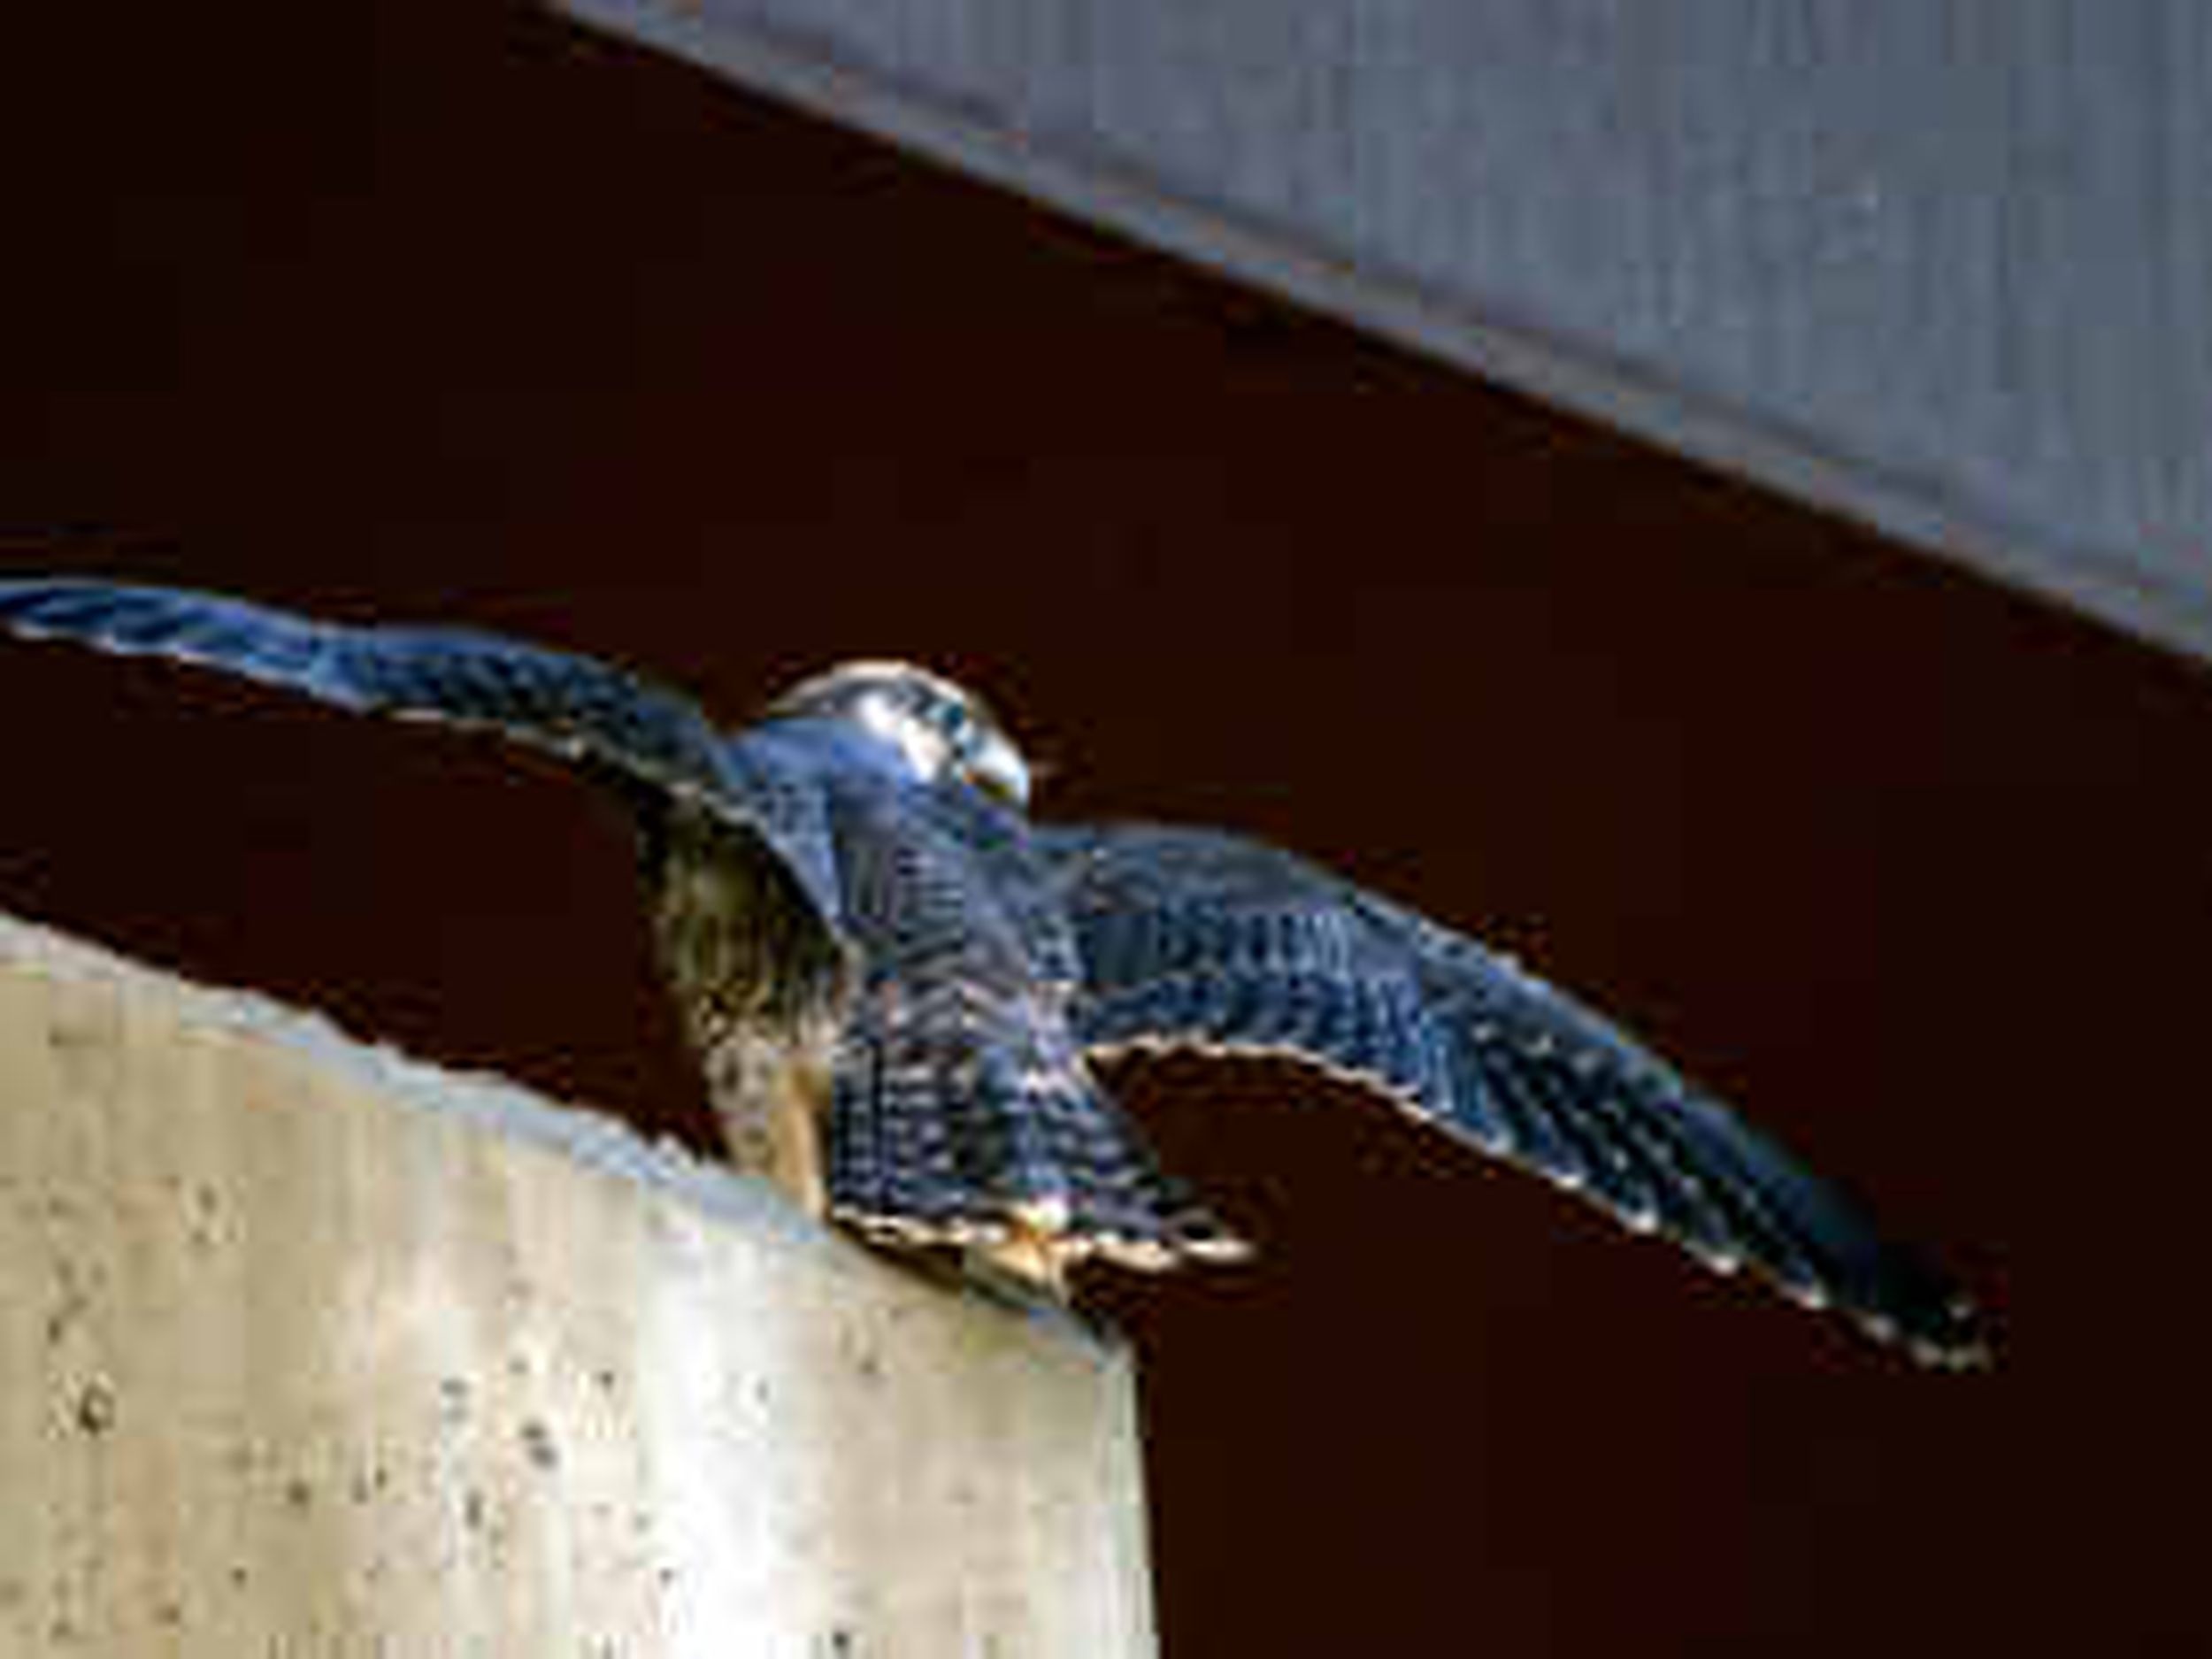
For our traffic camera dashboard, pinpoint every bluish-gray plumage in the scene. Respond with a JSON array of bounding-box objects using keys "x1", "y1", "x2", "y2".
[{"x1": 0, "y1": 577, "x2": 1987, "y2": 1364}]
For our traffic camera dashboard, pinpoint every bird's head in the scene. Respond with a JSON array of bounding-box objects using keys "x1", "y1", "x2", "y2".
[{"x1": 770, "y1": 660, "x2": 1033, "y2": 809}]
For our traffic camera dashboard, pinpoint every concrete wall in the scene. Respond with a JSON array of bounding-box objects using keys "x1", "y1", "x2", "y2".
[{"x1": 0, "y1": 912, "x2": 1155, "y2": 1655}]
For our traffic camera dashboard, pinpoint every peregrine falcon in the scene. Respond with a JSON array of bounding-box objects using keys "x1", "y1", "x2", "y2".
[{"x1": 0, "y1": 578, "x2": 1988, "y2": 1365}]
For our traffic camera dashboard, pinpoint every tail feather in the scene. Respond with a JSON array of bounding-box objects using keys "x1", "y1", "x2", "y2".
[{"x1": 826, "y1": 983, "x2": 1247, "y2": 1271}]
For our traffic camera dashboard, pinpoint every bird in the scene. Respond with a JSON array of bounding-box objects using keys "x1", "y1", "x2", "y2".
[{"x1": 0, "y1": 577, "x2": 1988, "y2": 1366}]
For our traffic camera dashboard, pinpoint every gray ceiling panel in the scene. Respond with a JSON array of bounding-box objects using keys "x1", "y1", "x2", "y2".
[{"x1": 557, "y1": 0, "x2": 2212, "y2": 660}]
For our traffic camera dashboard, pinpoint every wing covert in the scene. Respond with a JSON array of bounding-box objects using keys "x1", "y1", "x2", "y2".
[{"x1": 1036, "y1": 821, "x2": 1987, "y2": 1366}]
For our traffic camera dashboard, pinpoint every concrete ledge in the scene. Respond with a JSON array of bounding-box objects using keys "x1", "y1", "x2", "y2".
[{"x1": 0, "y1": 912, "x2": 1155, "y2": 1655}]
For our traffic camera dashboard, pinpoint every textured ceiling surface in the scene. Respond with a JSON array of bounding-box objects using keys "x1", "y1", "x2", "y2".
[{"x1": 562, "y1": 0, "x2": 2212, "y2": 661}]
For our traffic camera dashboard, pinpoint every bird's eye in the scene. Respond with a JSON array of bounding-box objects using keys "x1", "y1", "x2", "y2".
[{"x1": 970, "y1": 765, "x2": 1018, "y2": 806}]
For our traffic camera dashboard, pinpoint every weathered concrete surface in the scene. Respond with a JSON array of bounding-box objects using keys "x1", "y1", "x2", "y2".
[{"x1": 0, "y1": 912, "x2": 1155, "y2": 1656}]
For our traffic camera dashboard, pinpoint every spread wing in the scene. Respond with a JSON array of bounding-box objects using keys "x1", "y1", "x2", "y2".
[
  {"x1": 1036, "y1": 821, "x2": 1988, "y2": 1366},
  {"x1": 0, "y1": 577, "x2": 844, "y2": 925}
]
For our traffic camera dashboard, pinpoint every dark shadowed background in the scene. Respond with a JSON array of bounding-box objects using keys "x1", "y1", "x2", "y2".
[{"x1": 7, "y1": 3, "x2": 2196, "y2": 1651}]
